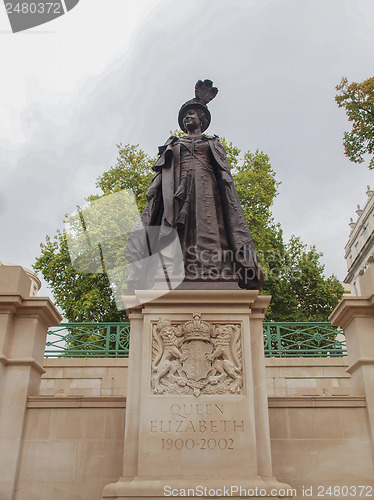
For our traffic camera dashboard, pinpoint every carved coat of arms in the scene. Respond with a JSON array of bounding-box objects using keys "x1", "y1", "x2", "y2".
[{"x1": 151, "y1": 313, "x2": 242, "y2": 397}]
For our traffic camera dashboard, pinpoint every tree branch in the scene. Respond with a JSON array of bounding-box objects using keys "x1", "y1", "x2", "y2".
[{"x1": 357, "y1": 103, "x2": 374, "y2": 118}]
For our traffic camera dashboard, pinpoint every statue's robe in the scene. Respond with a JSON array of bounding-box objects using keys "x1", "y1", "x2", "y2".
[{"x1": 125, "y1": 135, "x2": 264, "y2": 291}]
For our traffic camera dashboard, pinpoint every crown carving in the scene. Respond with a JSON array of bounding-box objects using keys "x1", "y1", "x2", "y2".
[{"x1": 182, "y1": 312, "x2": 212, "y2": 341}]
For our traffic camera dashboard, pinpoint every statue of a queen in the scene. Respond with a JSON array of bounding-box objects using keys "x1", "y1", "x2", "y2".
[{"x1": 125, "y1": 79, "x2": 264, "y2": 291}]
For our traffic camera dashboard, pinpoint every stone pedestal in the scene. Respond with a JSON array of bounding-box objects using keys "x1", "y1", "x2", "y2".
[
  {"x1": 102, "y1": 290, "x2": 290, "y2": 499},
  {"x1": 330, "y1": 293, "x2": 374, "y2": 460},
  {"x1": 0, "y1": 266, "x2": 62, "y2": 500}
]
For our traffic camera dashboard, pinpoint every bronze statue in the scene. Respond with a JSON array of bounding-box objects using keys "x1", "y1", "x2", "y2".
[{"x1": 125, "y1": 79, "x2": 264, "y2": 291}]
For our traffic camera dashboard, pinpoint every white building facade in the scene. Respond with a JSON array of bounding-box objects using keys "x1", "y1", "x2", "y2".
[{"x1": 344, "y1": 186, "x2": 374, "y2": 295}]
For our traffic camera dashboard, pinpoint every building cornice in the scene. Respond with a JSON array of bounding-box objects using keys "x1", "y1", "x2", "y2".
[
  {"x1": 344, "y1": 230, "x2": 374, "y2": 283},
  {"x1": 345, "y1": 194, "x2": 374, "y2": 255}
]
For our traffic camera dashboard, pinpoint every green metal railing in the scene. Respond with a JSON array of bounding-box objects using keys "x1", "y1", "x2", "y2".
[
  {"x1": 263, "y1": 322, "x2": 346, "y2": 357},
  {"x1": 45, "y1": 323, "x2": 130, "y2": 358},
  {"x1": 45, "y1": 321, "x2": 346, "y2": 358}
]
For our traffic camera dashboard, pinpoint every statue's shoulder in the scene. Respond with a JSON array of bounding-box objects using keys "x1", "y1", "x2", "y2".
[
  {"x1": 158, "y1": 135, "x2": 178, "y2": 155},
  {"x1": 165, "y1": 135, "x2": 178, "y2": 145},
  {"x1": 208, "y1": 135, "x2": 227, "y2": 158},
  {"x1": 204, "y1": 134, "x2": 217, "y2": 141},
  {"x1": 206, "y1": 134, "x2": 223, "y2": 147}
]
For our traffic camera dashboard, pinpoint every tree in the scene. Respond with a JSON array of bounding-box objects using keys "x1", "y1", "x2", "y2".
[
  {"x1": 93, "y1": 144, "x2": 156, "y2": 211},
  {"x1": 220, "y1": 140, "x2": 343, "y2": 321},
  {"x1": 34, "y1": 230, "x2": 126, "y2": 322},
  {"x1": 34, "y1": 139, "x2": 343, "y2": 322},
  {"x1": 33, "y1": 144, "x2": 157, "y2": 322},
  {"x1": 263, "y1": 236, "x2": 344, "y2": 322},
  {"x1": 335, "y1": 76, "x2": 374, "y2": 170}
]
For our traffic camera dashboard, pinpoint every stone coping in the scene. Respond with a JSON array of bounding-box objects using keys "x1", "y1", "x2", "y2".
[
  {"x1": 43, "y1": 358, "x2": 129, "y2": 367},
  {"x1": 27, "y1": 395, "x2": 364, "y2": 409},
  {"x1": 41, "y1": 357, "x2": 346, "y2": 368},
  {"x1": 268, "y1": 396, "x2": 365, "y2": 408},
  {"x1": 347, "y1": 357, "x2": 374, "y2": 373},
  {"x1": 0, "y1": 294, "x2": 62, "y2": 325},
  {"x1": 27, "y1": 396, "x2": 127, "y2": 408},
  {"x1": 330, "y1": 294, "x2": 374, "y2": 329},
  {"x1": 265, "y1": 358, "x2": 349, "y2": 367},
  {"x1": 130, "y1": 289, "x2": 264, "y2": 305},
  {"x1": 1, "y1": 354, "x2": 45, "y2": 374}
]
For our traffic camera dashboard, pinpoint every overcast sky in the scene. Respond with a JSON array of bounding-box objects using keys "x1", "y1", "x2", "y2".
[{"x1": 0, "y1": 0, "x2": 373, "y2": 298}]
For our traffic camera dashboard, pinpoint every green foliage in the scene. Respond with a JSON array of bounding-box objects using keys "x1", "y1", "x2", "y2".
[
  {"x1": 262, "y1": 236, "x2": 343, "y2": 321},
  {"x1": 231, "y1": 148, "x2": 282, "y2": 257},
  {"x1": 335, "y1": 76, "x2": 374, "y2": 170},
  {"x1": 34, "y1": 138, "x2": 343, "y2": 323},
  {"x1": 93, "y1": 143, "x2": 156, "y2": 211},
  {"x1": 219, "y1": 142, "x2": 343, "y2": 321},
  {"x1": 33, "y1": 230, "x2": 125, "y2": 322}
]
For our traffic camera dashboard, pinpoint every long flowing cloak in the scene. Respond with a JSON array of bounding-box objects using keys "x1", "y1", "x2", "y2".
[{"x1": 125, "y1": 135, "x2": 264, "y2": 290}]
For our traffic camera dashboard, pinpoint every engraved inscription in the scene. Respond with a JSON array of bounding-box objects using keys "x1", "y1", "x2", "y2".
[
  {"x1": 151, "y1": 313, "x2": 242, "y2": 396},
  {"x1": 150, "y1": 419, "x2": 245, "y2": 434},
  {"x1": 149, "y1": 403, "x2": 245, "y2": 451},
  {"x1": 161, "y1": 438, "x2": 234, "y2": 450}
]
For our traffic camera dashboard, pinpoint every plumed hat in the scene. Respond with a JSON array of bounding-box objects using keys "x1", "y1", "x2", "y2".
[{"x1": 178, "y1": 79, "x2": 218, "y2": 133}]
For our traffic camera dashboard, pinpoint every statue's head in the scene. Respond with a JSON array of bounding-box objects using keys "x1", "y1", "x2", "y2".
[
  {"x1": 180, "y1": 105, "x2": 208, "y2": 133},
  {"x1": 178, "y1": 79, "x2": 218, "y2": 133}
]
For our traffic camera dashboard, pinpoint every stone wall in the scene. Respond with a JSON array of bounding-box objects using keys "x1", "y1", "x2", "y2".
[
  {"x1": 3, "y1": 265, "x2": 374, "y2": 500},
  {"x1": 269, "y1": 396, "x2": 372, "y2": 492},
  {"x1": 40, "y1": 356, "x2": 351, "y2": 398},
  {"x1": 13, "y1": 356, "x2": 373, "y2": 500},
  {"x1": 40, "y1": 358, "x2": 129, "y2": 397},
  {"x1": 16, "y1": 356, "x2": 364, "y2": 499},
  {"x1": 16, "y1": 397, "x2": 125, "y2": 500}
]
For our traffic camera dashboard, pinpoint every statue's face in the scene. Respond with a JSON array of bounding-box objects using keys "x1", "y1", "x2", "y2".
[{"x1": 183, "y1": 108, "x2": 201, "y2": 131}]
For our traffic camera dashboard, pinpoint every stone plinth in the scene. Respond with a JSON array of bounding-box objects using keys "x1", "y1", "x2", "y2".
[
  {"x1": 102, "y1": 290, "x2": 290, "y2": 499},
  {"x1": 0, "y1": 266, "x2": 61, "y2": 500},
  {"x1": 330, "y1": 293, "x2": 374, "y2": 461},
  {"x1": 330, "y1": 294, "x2": 374, "y2": 395}
]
